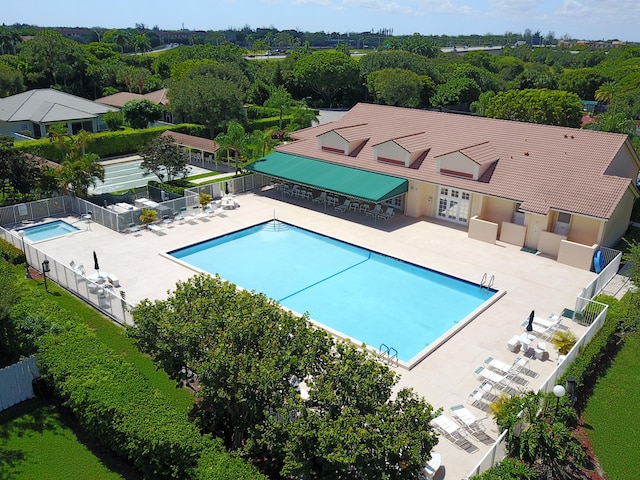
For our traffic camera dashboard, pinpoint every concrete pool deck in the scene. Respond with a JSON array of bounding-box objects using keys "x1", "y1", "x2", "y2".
[{"x1": 28, "y1": 190, "x2": 600, "y2": 479}]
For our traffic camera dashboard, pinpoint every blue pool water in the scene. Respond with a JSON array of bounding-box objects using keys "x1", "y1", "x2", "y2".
[
  {"x1": 19, "y1": 220, "x2": 79, "y2": 242},
  {"x1": 170, "y1": 221, "x2": 495, "y2": 362}
]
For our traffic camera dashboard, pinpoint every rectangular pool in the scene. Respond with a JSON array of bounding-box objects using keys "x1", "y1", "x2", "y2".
[
  {"x1": 169, "y1": 221, "x2": 497, "y2": 365},
  {"x1": 19, "y1": 220, "x2": 80, "y2": 242}
]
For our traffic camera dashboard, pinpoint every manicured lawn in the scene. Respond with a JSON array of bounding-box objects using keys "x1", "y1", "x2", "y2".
[
  {"x1": 0, "y1": 399, "x2": 139, "y2": 479},
  {"x1": 583, "y1": 333, "x2": 640, "y2": 480}
]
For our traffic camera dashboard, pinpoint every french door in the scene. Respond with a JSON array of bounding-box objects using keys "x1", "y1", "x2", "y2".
[{"x1": 436, "y1": 187, "x2": 471, "y2": 224}]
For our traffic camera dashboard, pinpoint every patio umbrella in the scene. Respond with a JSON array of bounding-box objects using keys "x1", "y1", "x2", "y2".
[
  {"x1": 93, "y1": 251, "x2": 100, "y2": 273},
  {"x1": 526, "y1": 310, "x2": 534, "y2": 332}
]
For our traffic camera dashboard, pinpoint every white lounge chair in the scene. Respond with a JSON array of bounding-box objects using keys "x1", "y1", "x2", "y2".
[
  {"x1": 468, "y1": 380, "x2": 493, "y2": 406},
  {"x1": 127, "y1": 223, "x2": 141, "y2": 234},
  {"x1": 377, "y1": 206, "x2": 395, "y2": 220},
  {"x1": 450, "y1": 404, "x2": 486, "y2": 434},
  {"x1": 431, "y1": 414, "x2": 469, "y2": 448},
  {"x1": 312, "y1": 192, "x2": 327, "y2": 204},
  {"x1": 483, "y1": 356, "x2": 513, "y2": 376},
  {"x1": 420, "y1": 453, "x2": 441, "y2": 480},
  {"x1": 366, "y1": 204, "x2": 382, "y2": 218},
  {"x1": 335, "y1": 199, "x2": 351, "y2": 212},
  {"x1": 473, "y1": 366, "x2": 510, "y2": 390},
  {"x1": 148, "y1": 224, "x2": 166, "y2": 234}
]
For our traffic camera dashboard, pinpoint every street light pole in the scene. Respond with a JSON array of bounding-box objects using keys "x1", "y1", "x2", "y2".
[
  {"x1": 553, "y1": 384, "x2": 566, "y2": 417},
  {"x1": 42, "y1": 259, "x2": 51, "y2": 292},
  {"x1": 18, "y1": 230, "x2": 32, "y2": 278}
]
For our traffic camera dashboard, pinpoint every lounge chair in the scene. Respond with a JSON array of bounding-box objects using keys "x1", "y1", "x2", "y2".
[
  {"x1": 483, "y1": 356, "x2": 514, "y2": 376},
  {"x1": 312, "y1": 192, "x2": 327, "y2": 204},
  {"x1": 335, "y1": 199, "x2": 351, "y2": 212},
  {"x1": 431, "y1": 414, "x2": 470, "y2": 448},
  {"x1": 148, "y1": 224, "x2": 166, "y2": 234},
  {"x1": 377, "y1": 207, "x2": 395, "y2": 220},
  {"x1": 468, "y1": 380, "x2": 493, "y2": 407},
  {"x1": 473, "y1": 366, "x2": 510, "y2": 390},
  {"x1": 420, "y1": 453, "x2": 442, "y2": 480},
  {"x1": 127, "y1": 223, "x2": 141, "y2": 234},
  {"x1": 450, "y1": 404, "x2": 486, "y2": 434},
  {"x1": 522, "y1": 321, "x2": 554, "y2": 339},
  {"x1": 533, "y1": 314, "x2": 563, "y2": 331},
  {"x1": 366, "y1": 204, "x2": 382, "y2": 217}
]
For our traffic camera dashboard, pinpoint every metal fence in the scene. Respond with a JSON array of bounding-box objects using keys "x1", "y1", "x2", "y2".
[
  {"x1": 0, "y1": 196, "x2": 71, "y2": 226},
  {"x1": 0, "y1": 225, "x2": 135, "y2": 326}
]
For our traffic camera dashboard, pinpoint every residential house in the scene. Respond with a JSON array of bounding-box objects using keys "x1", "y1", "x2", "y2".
[
  {"x1": 0, "y1": 89, "x2": 117, "y2": 140},
  {"x1": 96, "y1": 89, "x2": 172, "y2": 123},
  {"x1": 248, "y1": 103, "x2": 640, "y2": 270}
]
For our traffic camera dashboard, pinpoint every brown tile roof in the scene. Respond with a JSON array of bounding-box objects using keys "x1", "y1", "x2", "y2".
[
  {"x1": 95, "y1": 89, "x2": 169, "y2": 108},
  {"x1": 456, "y1": 142, "x2": 498, "y2": 166},
  {"x1": 160, "y1": 130, "x2": 219, "y2": 153},
  {"x1": 329, "y1": 123, "x2": 370, "y2": 142},
  {"x1": 278, "y1": 103, "x2": 637, "y2": 219}
]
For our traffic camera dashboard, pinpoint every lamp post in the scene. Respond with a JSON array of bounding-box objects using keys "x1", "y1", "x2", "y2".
[
  {"x1": 18, "y1": 230, "x2": 31, "y2": 278},
  {"x1": 42, "y1": 259, "x2": 51, "y2": 292},
  {"x1": 553, "y1": 384, "x2": 566, "y2": 417},
  {"x1": 566, "y1": 377, "x2": 577, "y2": 405}
]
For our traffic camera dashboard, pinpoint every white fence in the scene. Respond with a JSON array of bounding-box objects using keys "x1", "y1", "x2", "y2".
[
  {"x1": 0, "y1": 357, "x2": 40, "y2": 412},
  {"x1": 577, "y1": 247, "x2": 622, "y2": 304},
  {"x1": 465, "y1": 298, "x2": 610, "y2": 478}
]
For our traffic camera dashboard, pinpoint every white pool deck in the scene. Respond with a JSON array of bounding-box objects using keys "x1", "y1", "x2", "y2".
[{"x1": 27, "y1": 189, "x2": 612, "y2": 479}]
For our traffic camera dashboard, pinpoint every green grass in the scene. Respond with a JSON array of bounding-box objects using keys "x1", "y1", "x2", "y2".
[
  {"x1": 186, "y1": 171, "x2": 221, "y2": 181},
  {"x1": 0, "y1": 399, "x2": 139, "y2": 479},
  {"x1": 18, "y1": 267, "x2": 194, "y2": 414},
  {"x1": 583, "y1": 332, "x2": 640, "y2": 480}
]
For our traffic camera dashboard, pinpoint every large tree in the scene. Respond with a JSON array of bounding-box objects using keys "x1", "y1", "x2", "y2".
[
  {"x1": 121, "y1": 99, "x2": 163, "y2": 129},
  {"x1": 367, "y1": 68, "x2": 423, "y2": 108},
  {"x1": 263, "y1": 85, "x2": 297, "y2": 129},
  {"x1": 168, "y1": 62, "x2": 247, "y2": 137},
  {"x1": 138, "y1": 134, "x2": 188, "y2": 183},
  {"x1": 129, "y1": 274, "x2": 439, "y2": 479},
  {"x1": 215, "y1": 121, "x2": 251, "y2": 174},
  {"x1": 485, "y1": 88, "x2": 582, "y2": 127},
  {"x1": 293, "y1": 50, "x2": 359, "y2": 107}
]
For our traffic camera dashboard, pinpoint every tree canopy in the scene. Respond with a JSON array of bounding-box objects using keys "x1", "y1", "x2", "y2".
[
  {"x1": 138, "y1": 134, "x2": 188, "y2": 183},
  {"x1": 121, "y1": 99, "x2": 163, "y2": 129},
  {"x1": 293, "y1": 50, "x2": 359, "y2": 107},
  {"x1": 485, "y1": 88, "x2": 583, "y2": 127},
  {"x1": 129, "y1": 274, "x2": 439, "y2": 479}
]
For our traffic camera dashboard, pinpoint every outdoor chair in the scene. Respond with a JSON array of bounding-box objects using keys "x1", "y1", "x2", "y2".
[
  {"x1": 312, "y1": 192, "x2": 327, "y2": 204},
  {"x1": 127, "y1": 223, "x2": 141, "y2": 234},
  {"x1": 431, "y1": 414, "x2": 470, "y2": 448},
  {"x1": 377, "y1": 207, "x2": 395, "y2": 220},
  {"x1": 366, "y1": 204, "x2": 382, "y2": 217},
  {"x1": 450, "y1": 404, "x2": 486, "y2": 435},
  {"x1": 335, "y1": 199, "x2": 351, "y2": 212}
]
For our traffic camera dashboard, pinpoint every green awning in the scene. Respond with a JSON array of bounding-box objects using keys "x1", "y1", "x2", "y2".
[{"x1": 246, "y1": 152, "x2": 408, "y2": 203}]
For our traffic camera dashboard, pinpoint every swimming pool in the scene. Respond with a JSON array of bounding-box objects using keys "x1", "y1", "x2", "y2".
[
  {"x1": 169, "y1": 221, "x2": 497, "y2": 366},
  {"x1": 19, "y1": 220, "x2": 80, "y2": 242}
]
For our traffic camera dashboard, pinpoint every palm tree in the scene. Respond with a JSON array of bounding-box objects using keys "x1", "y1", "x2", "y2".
[
  {"x1": 264, "y1": 86, "x2": 297, "y2": 129},
  {"x1": 251, "y1": 129, "x2": 277, "y2": 158},
  {"x1": 595, "y1": 81, "x2": 619, "y2": 113},
  {"x1": 215, "y1": 122, "x2": 251, "y2": 174},
  {"x1": 57, "y1": 153, "x2": 105, "y2": 198},
  {"x1": 584, "y1": 112, "x2": 636, "y2": 135}
]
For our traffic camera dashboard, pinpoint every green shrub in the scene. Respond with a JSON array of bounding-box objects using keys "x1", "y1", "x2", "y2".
[
  {"x1": 247, "y1": 117, "x2": 282, "y2": 131},
  {"x1": 37, "y1": 326, "x2": 204, "y2": 479},
  {"x1": 13, "y1": 124, "x2": 205, "y2": 159},
  {"x1": 103, "y1": 111, "x2": 124, "y2": 131},
  {"x1": 470, "y1": 458, "x2": 538, "y2": 480},
  {"x1": 0, "y1": 237, "x2": 26, "y2": 265}
]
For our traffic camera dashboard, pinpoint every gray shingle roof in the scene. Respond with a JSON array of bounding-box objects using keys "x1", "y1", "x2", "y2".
[
  {"x1": 0, "y1": 89, "x2": 116, "y2": 123},
  {"x1": 278, "y1": 103, "x2": 637, "y2": 219}
]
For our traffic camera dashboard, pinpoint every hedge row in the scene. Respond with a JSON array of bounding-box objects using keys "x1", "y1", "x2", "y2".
[
  {"x1": 0, "y1": 237, "x2": 25, "y2": 265},
  {"x1": 14, "y1": 123, "x2": 208, "y2": 161},
  {"x1": 246, "y1": 116, "x2": 284, "y2": 131},
  {"x1": 37, "y1": 325, "x2": 266, "y2": 480},
  {"x1": 560, "y1": 294, "x2": 626, "y2": 398}
]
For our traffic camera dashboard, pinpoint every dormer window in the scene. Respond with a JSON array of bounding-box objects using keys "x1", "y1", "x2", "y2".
[
  {"x1": 317, "y1": 124, "x2": 369, "y2": 156},
  {"x1": 436, "y1": 142, "x2": 498, "y2": 180},
  {"x1": 373, "y1": 132, "x2": 430, "y2": 167}
]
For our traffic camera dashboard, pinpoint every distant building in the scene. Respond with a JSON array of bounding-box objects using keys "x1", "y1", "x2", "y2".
[{"x1": 557, "y1": 39, "x2": 624, "y2": 49}]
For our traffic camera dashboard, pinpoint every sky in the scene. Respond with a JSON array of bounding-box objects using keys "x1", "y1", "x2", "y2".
[{"x1": 5, "y1": 0, "x2": 640, "y2": 43}]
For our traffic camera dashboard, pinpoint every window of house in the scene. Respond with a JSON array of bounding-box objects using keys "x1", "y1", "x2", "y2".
[
  {"x1": 513, "y1": 202, "x2": 525, "y2": 225},
  {"x1": 554, "y1": 212, "x2": 571, "y2": 235}
]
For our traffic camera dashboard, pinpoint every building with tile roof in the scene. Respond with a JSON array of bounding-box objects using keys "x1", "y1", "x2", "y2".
[
  {"x1": 0, "y1": 89, "x2": 117, "y2": 140},
  {"x1": 96, "y1": 89, "x2": 172, "y2": 123},
  {"x1": 249, "y1": 103, "x2": 640, "y2": 270}
]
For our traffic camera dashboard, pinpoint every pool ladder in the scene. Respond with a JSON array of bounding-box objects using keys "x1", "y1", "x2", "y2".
[
  {"x1": 262, "y1": 219, "x2": 289, "y2": 232},
  {"x1": 379, "y1": 343, "x2": 399, "y2": 367},
  {"x1": 480, "y1": 273, "x2": 494, "y2": 290}
]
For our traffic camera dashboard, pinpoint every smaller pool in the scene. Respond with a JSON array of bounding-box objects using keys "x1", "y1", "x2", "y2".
[{"x1": 18, "y1": 220, "x2": 80, "y2": 242}]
